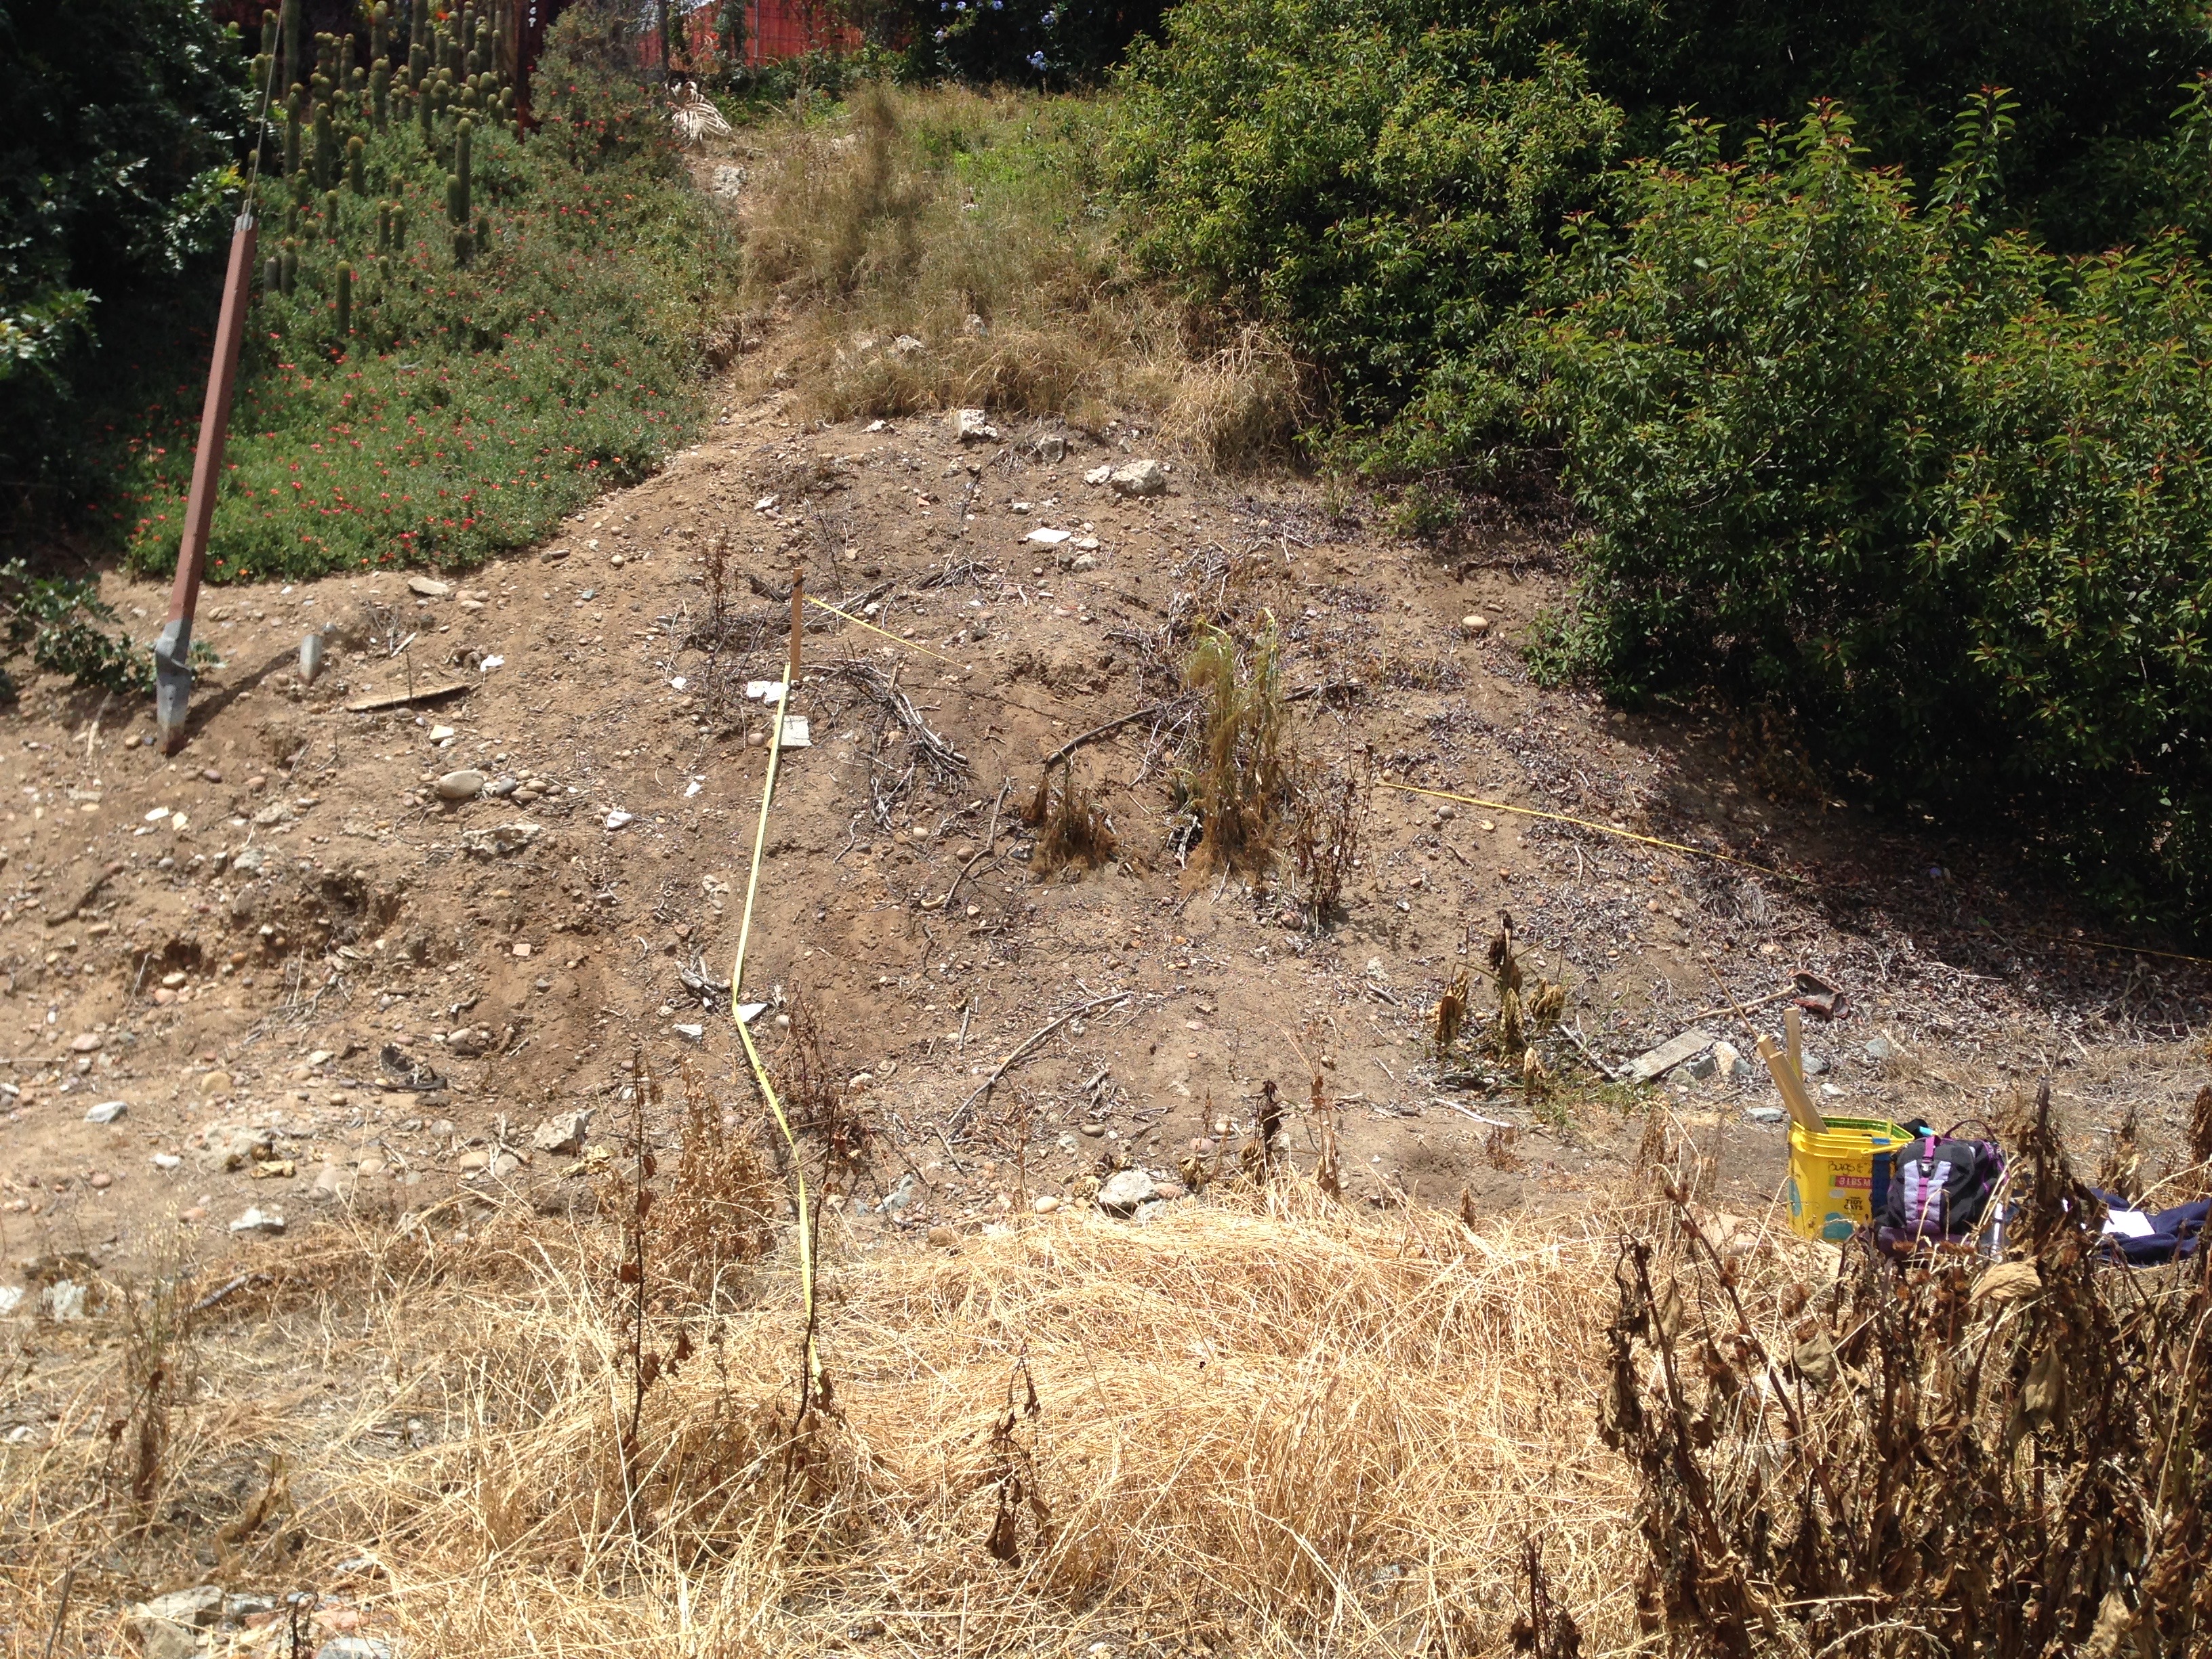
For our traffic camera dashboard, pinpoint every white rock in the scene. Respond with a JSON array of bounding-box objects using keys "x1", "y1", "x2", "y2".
[
  {"x1": 1711, "y1": 1040, "x2": 1742, "y2": 1078},
  {"x1": 1461, "y1": 614, "x2": 1490, "y2": 636},
  {"x1": 407, "y1": 576, "x2": 451, "y2": 598},
  {"x1": 152, "y1": 1151, "x2": 182, "y2": 1170},
  {"x1": 952, "y1": 408, "x2": 999, "y2": 443},
  {"x1": 605, "y1": 810, "x2": 636, "y2": 830},
  {"x1": 531, "y1": 1109, "x2": 592, "y2": 1155},
  {"x1": 84, "y1": 1099, "x2": 127, "y2": 1124},
  {"x1": 1108, "y1": 459, "x2": 1167, "y2": 497},
  {"x1": 435, "y1": 769, "x2": 486, "y2": 802},
  {"x1": 230, "y1": 1206, "x2": 286, "y2": 1236},
  {"x1": 0, "y1": 1286, "x2": 22, "y2": 1317},
  {"x1": 315, "y1": 1639, "x2": 396, "y2": 1659},
  {"x1": 43, "y1": 1281, "x2": 88, "y2": 1320},
  {"x1": 1033, "y1": 1195, "x2": 1061, "y2": 1214},
  {"x1": 1069, "y1": 552, "x2": 1099, "y2": 572},
  {"x1": 1023, "y1": 527, "x2": 1072, "y2": 545},
  {"x1": 673, "y1": 1023, "x2": 705, "y2": 1042},
  {"x1": 1744, "y1": 1105, "x2": 1787, "y2": 1125},
  {"x1": 1096, "y1": 1168, "x2": 1158, "y2": 1216},
  {"x1": 1083, "y1": 465, "x2": 1114, "y2": 485}
]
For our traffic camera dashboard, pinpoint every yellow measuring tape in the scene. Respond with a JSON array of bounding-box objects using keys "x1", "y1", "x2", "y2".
[
  {"x1": 729, "y1": 682, "x2": 821, "y2": 1397},
  {"x1": 1379, "y1": 780, "x2": 1803, "y2": 882},
  {"x1": 806, "y1": 594, "x2": 962, "y2": 665}
]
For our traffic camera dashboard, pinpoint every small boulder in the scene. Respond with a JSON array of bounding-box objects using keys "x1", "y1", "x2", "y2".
[
  {"x1": 407, "y1": 576, "x2": 452, "y2": 598},
  {"x1": 1096, "y1": 1168, "x2": 1158, "y2": 1216},
  {"x1": 1082, "y1": 465, "x2": 1114, "y2": 485},
  {"x1": 435, "y1": 769, "x2": 486, "y2": 802},
  {"x1": 926, "y1": 1224, "x2": 960, "y2": 1249},
  {"x1": 83, "y1": 1099, "x2": 127, "y2": 1124},
  {"x1": 229, "y1": 1206, "x2": 285, "y2": 1236},
  {"x1": 531, "y1": 1109, "x2": 592, "y2": 1156},
  {"x1": 952, "y1": 408, "x2": 999, "y2": 443},
  {"x1": 1108, "y1": 459, "x2": 1167, "y2": 497}
]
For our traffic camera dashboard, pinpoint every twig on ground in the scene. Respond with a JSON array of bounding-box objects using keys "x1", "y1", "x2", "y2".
[
  {"x1": 1038, "y1": 700, "x2": 1185, "y2": 773},
  {"x1": 949, "y1": 991, "x2": 1133, "y2": 1134},
  {"x1": 943, "y1": 777, "x2": 1014, "y2": 911}
]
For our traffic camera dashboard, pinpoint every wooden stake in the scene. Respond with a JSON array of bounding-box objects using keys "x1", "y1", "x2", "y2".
[
  {"x1": 1758, "y1": 1033, "x2": 1825, "y2": 1134},
  {"x1": 787, "y1": 566, "x2": 804, "y2": 691},
  {"x1": 1785, "y1": 1005, "x2": 1803, "y2": 1078}
]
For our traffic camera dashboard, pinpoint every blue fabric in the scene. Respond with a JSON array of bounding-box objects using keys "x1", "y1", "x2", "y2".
[{"x1": 2091, "y1": 1189, "x2": 2211, "y2": 1266}]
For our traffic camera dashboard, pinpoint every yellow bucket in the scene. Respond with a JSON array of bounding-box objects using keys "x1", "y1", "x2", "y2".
[{"x1": 1784, "y1": 1116, "x2": 1914, "y2": 1243}]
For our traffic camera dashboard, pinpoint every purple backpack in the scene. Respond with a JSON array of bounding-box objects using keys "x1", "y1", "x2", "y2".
[{"x1": 1878, "y1": 1130, "x2": 2004, "y2": 1252}]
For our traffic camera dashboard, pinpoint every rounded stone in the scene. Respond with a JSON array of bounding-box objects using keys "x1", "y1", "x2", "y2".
[{"x1": 435, "y1": 769, "x2": 486, "y2": 802}]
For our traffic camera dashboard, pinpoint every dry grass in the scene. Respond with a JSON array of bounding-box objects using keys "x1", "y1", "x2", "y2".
[
  {"x1": 0, "y1": 1165, "x2": 1711, "y2": 1657},
  {"x1": 731, "y1": 84, "x2": 1308, "y2": 466}
]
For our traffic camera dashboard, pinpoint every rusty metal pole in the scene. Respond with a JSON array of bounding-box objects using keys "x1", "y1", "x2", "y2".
[{"x1": 155, "y1": 209, "x2": 258, "y2": 754}]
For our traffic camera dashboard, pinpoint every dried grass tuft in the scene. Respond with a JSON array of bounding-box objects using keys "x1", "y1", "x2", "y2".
[{"x1": 735, "y1": 85, "x2": 1302, "y2": 471}]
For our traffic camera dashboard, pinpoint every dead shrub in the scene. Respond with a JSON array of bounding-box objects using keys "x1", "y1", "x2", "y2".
[
  {"x1": 772, "y1": 993, "x2": 871, "y2": 1189},
  {"x1": 1286, "y1": 757, "x2": 1369, "y2": 928},
  {"x1": 655, "y1": 1069, "x2": 778, "y2": 1309},
  {"x1": 1610, "y1": 1083, "x2": 2212, "y2": 1657}
]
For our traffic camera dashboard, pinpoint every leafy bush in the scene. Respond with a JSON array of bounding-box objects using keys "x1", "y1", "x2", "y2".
[
  {"x1": 1523, "y1": 104, "x2": 2212, "y2": 926},
  {"x1": 0, "y1": 558, "x2": 152, "y2": 696},
  {"x1": 877, "y1": 0, "x2": 1165, "y2": 86},
  {"x1": 1112, "y1": 0, "x2": 1619, "y2": 434},
  {"x1": 1, "y1": 0, "x2": 247, "y2": 506},
  {"x1": 1498, "y1": 0, "x2": 2212, "y2": 252},
  {"x1": 110, "y1": 6, "x2": 733, "y2": 582}
]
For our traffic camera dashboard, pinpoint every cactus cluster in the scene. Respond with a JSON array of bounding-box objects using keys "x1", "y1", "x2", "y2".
[{"x1": 253, "y1": 0, "x2": 522, "y2": 346}]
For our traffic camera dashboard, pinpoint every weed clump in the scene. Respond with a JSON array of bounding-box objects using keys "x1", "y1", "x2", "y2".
[
  {"x1": 1025, "y1": 758, "x2": 1118, "y2": 874},
  {"x1": 1178, "y1": 621, "x2": 1289, "y2": 869}
]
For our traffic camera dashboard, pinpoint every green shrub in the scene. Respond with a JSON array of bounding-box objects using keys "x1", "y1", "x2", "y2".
[
  {"x1": 1523, "y1": 104, "x2": 2212, "y2": 926},
  {"x1": 0, "y1": 558, "x2": 152, "y2": 696},
  {"x1": 1112, "y1": 0, "x2": 1618, "y2": 434},
  {"x1": 110, "y1": 8, "x2": 735, "y2": 583}
]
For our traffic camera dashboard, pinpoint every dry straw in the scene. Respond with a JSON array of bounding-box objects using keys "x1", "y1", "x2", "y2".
[{"x1": 0, "y1": 1177, "x2": 1684, "y2": 1656}]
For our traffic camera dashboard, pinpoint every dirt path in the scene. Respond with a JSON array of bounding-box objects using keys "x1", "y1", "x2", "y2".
[{"x1": 3, "y1": 384, "x2": 2207, "y2": 1294}]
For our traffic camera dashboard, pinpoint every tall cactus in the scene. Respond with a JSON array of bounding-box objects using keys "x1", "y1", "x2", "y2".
[
  {"x1": 453, "y1": 118, "x2": 472, "y2": 225},
  {"x1": 371, "y1": 1, "x2": 388, "y2": 68},
  {"x1": 417, "y1": 68, "x2": 433, "y2": 140},
  {"x1": 371, "y1": 57, "x2": 390, "y2": 130},
  {"x1": 284, "y1": 85, "x2": 303, "y2": 176},
  {"x1": 264, "y1": 253, "x2": 282, "y2": 296},
  {"x1": 325, "y1": 188, "x2": 342, "y2": 241},
  {"x1": 280, "y1": 0, "x2": 300, "y2": 108},
  {"x1": 280, "y1": 239, "x2": 298, "y2": 295},
  {"x1": 261, "y1": 7, "x2": 277, "y2": 56},
  {"x1": 336, "y1": 262, "x2": 353, "y2": 337},
  {"x1": 312, "y1": 98, "x2": 333, "y2": 190},
  {"x1": 348, "y1": 135, "x2": 366, "y2": 194}
]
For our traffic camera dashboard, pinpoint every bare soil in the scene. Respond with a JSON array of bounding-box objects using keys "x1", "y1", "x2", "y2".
[{"x1": 3, "y1": 382, "x2": 2209, "y2": 1297}]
